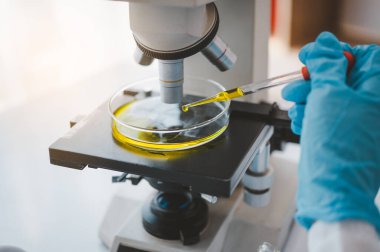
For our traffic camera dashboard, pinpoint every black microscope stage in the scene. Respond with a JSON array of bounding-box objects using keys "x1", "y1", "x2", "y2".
[{"x1": 49, "y1": 100, "x2": 295, "y2": 197}]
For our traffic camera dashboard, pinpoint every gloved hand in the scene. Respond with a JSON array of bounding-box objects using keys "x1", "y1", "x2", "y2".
[{"x1": 282, "y1": 32, "x2": 380, "y2": 234}]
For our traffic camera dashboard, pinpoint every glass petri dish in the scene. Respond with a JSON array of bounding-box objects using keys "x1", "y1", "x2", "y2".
[{"x1": 109, "y1": 77, "x2": 230, "y2": 151}]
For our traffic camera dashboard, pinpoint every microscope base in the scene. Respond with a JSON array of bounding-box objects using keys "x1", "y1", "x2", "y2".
[{"x1": 99, "y1": 152, "x2": 297, "y2": 252}]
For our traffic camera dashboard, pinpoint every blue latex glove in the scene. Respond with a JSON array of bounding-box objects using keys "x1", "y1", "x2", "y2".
[
  {"x1": 282, "y1": 32, "x2": 380, "y2": 234},
  {"x1": 282, "y1": 80, "x2": 310, "y2": 135}
]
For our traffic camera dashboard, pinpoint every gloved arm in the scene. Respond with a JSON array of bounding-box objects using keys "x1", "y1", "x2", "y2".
[{"x1": 282, "y1": 32, "x2": 380, "y2": 236}]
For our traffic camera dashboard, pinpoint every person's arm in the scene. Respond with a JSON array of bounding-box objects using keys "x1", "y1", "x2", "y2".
[
  {"x1": 309, "y1": 220, "x2": 379, "y2": 252},
  {"x1": 282, "y1": 32, "x2": 380, "y2": 250}
]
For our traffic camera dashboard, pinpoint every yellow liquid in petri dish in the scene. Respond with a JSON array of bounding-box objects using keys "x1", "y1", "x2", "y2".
[
  {"x1": 182, "y1": 88, "x2": 244, "y2": 112},
  {"x1": 112, "y1": 100, "x2": 228, "y2": 151}
]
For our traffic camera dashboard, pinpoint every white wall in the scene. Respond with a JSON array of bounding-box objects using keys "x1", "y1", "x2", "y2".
[
  {"x1": 0, "y1": 0, "x2": 139, "y2": 112},
  {"x1": 340, "y1": 0, "x2": 380, "y2": 41}
]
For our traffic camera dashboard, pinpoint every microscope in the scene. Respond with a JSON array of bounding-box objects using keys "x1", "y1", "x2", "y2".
[{"x1": 49, "y1": 0, "x2": 299, "y2": 251}]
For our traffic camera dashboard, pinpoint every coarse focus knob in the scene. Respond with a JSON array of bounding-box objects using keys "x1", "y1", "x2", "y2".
[
  {"x1": 243, "y1": 166, "x2": 274, "y2": 191},
  {"x1": 243, "y1": 165, "x2": 274, "y2": 207}
]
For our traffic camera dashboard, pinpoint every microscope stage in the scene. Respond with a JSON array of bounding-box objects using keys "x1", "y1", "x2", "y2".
[{"x1": 49, "y1": 101, "x2": 278, "y2": 197}]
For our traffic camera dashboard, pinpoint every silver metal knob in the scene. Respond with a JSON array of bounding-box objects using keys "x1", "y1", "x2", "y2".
[
  {"x1": 243, "y1": 142, "x2": 273, "y2": 207},
  {"x1": 257, "y1": 242, "x2": 280, "y2": 252},
  {"x1": 201, "y1": 193, "x2": 218, "y2": 204}
]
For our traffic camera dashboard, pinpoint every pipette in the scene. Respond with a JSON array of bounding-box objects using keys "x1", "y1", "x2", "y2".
[{"x1": 182, "y1": 52, "x2": 355, "y2": 112}]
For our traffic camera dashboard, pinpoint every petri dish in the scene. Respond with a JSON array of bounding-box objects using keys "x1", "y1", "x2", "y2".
[{"x1": 109, "y1": 77, "x2": 230, "y2": 151}]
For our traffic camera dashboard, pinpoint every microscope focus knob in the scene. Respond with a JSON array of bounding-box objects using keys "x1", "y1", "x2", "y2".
[
  {"x1": 243, "y1": 142, "x2": 274, "y2": 207},
  {"x1": 243, "y1": 165, "x2": 274, "y2": 207}
]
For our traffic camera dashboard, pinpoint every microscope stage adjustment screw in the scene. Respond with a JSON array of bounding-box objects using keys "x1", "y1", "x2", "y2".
[{"x1": 112, "y1": 173, "x2": 143, "y2": 185}]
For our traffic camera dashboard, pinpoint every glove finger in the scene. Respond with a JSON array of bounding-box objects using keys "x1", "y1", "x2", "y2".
[
  {"x1": 288, "y1": 105, "x2": 305, "y2": 124},
  {"x1": 288, "y1": 105, "x2": 305, "y2": 135},
  {"x1": 282, "y1": 80, "x2": 311, "y2": 103},
  {"x1": 299, "y1": 40, "x2": 353, "y2": 72},
  {"x1": 306, "y1": 32, "x2": 348, "y2": 89},
  {"x1": 339, "y1": 41, "x2": 353, "y2": 53},
  {"x1": 291, "y1": 121, "x2": 302, "y2": 136},
  {"x1": 350, "y1": 45, "x2": 380, "y2": 97},
  {"x1": 299, "y1": 42, "x2": 315, "y2": 64}
]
